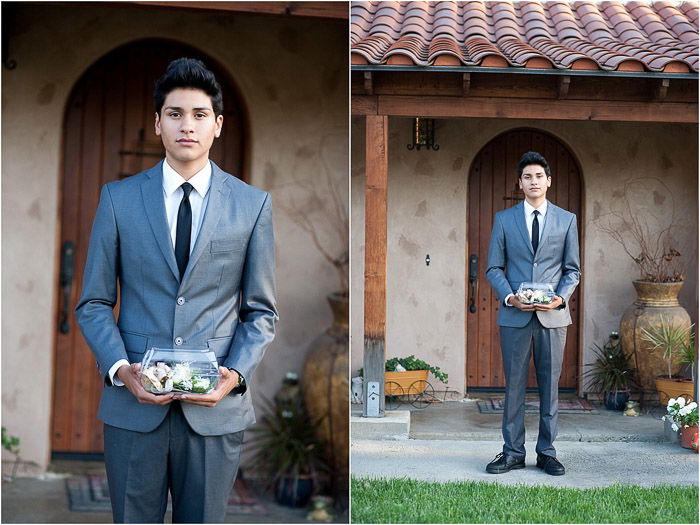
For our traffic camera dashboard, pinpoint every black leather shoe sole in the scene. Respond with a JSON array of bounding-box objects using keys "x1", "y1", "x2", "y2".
[
  {"x1": 486, "y1": 460, "x2": 526, "y2": 474},
  {"x1": 536, "y1": 456, "x2": 565, "y2": 476}
]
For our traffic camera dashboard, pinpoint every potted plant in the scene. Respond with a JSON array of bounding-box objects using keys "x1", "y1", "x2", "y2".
[
  {"x1": 358, "y1": 355, "x2": 448, "y2": 395},
  {"x1": 583, "y1": 332, "x2": 638, "y2": 410},
  {"x1": 384, "y1": 355, "x2": 448, "y2": 395},
  {"x1": 247, "y1": 396, "x2": 329, "y2": 507},
  {"x1": 641, "y1": 320, "x2": 695, "y2": 405},
  {"x1": 596, "y1": 178, "x2": 691, "y2": 394},
  {"x1": 663, "y1": 397, "x2": 699, "y2": 451}
]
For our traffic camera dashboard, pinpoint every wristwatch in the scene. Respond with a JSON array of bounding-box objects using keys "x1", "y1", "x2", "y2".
[{"x1": 228, "y1": 368, "x2": 246, "y2": 393}]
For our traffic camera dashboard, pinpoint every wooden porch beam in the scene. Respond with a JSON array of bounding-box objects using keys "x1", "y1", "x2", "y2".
[
  {"x1": 131, "y1": 1, "x2": 348, "y2": 18},
  {"x1": 363, "y1": 115, "x2": 388, "y2": 417},
  {"x1": 352, "y1": 95, "x2": 377, "y2": 115},
  {"x1": 351, "y1": 94, "x2": 697, "y2": 123}
]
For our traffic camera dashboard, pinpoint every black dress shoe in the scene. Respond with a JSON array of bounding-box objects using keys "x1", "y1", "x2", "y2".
[
  {"x1": 485, "y1": 452, "x2": 526, "y2": 474},
  {"x1": 536, "y1": 454, "x2": 565, "y2": 476}
]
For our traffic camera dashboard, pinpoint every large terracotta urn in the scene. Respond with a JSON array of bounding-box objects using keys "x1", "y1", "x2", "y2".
[
  {"x1": 619, "y1": 281, "x2": 691, "y2": 395},
  {"x1": 301, "y1": 292, "x2": 348, "y2": 498}
]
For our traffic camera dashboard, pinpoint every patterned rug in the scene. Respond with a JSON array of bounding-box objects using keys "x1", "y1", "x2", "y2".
[
  {"x1": 66, "y1": 474, "x2": 267, "y2": 514},
  {"x1": 477, "y1": 397, "x2": 598, "y2": 414}
]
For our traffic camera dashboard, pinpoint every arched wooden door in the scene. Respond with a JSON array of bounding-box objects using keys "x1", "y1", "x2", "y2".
[
  {"x1": 466, "y1": 129, "x2": 582, "y2": 391},
  {"x1": 52, "y1": 40, "x2": 247, "y2": 455}
]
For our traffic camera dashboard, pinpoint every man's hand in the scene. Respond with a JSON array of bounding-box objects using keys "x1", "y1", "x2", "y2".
[
  {"x1": 507, "y1": 295, "x2": 537, "y2": 311},
  {"x1": 176, "y1": 367, "x2": 239, "y2": 408},
  {"x1": 535, "y1": 295, "x2": 564, "y2": 311},
  {"x1": 116, "y1": 363, "x2": 175, "y2": 405}
]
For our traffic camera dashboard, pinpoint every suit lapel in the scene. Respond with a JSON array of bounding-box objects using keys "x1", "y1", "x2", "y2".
[
  {"x1": 537, "y1": 200, "x2": 557, "y2": 254},
  {"x1": 141, "y1": 161, "x2": 180, "y2": 281},
  {"x1": 513, "y1": 201, "x2": 534, "y2": 255},
  {"x1": 182, "y1": 162, "x2": 232, "y2": 282}
]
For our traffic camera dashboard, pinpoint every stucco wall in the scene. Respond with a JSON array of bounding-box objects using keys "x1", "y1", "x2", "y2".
[
  {"x1": 351, "y1": 116, "x2": 698, "y2": 396},
  {"x1": 2, "y1": 4, "x2": 347, "y2": 472}
]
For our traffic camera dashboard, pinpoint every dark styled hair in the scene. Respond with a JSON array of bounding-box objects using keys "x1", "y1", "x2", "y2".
[
  {"x1": 154, "y1": 57, "x2": 223, "y2": 117},
  {"x1": 517, "y1": 151, "x2": 551, "y2": 179}
]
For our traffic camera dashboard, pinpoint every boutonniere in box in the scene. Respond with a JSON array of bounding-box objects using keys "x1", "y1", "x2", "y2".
[
  {"x1": 140, "y1": 348, "x2": 219, "y2": 394},
  {"x1": 517, "y1": 282, "x2": 556, "y2": 305}
]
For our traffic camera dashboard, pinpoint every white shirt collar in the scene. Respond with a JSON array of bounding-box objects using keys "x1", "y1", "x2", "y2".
[
  {"x1": 162, "y1": 159, "x2": 212, "y2": 198},
  {"x1": 524, "y1": 199, "x2": 548, "y2": 217}
]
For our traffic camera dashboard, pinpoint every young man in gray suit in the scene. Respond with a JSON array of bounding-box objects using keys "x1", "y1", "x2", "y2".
[
  {"x1": 485, "y1": 151, "x2": 580, "y2": 476},
  {"x1": 76, "y1": 58, "x2": 277, "y2": 522}
]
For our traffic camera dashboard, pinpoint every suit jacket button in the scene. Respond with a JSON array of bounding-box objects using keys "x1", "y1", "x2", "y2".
[
  {"x1": 177, "y1": 296, "x2": 185, "y2": 306},
  {"x1": 175, "y1": 337, "x2": 183, "y2": 346},
  {"x1": 533, "y1": 262, "x2": 538, "y2": 267}
]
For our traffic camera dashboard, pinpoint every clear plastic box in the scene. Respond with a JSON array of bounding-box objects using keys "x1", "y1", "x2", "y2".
[
  {"x1": 516, "y1": 282, "x2": 556, "y2": 305},
  {"x1": 139, "y1": 347, "x2": 219, "y2": 394}
]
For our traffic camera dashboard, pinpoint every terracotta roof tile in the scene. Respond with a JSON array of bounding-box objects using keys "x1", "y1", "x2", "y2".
[{"x1": 351, "y1": 1, "x2": 699, "y2": 72}]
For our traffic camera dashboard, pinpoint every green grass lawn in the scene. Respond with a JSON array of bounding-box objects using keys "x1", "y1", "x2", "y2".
[{"x1": 351, "y1": 478, "x2": 699, "y2": 524}]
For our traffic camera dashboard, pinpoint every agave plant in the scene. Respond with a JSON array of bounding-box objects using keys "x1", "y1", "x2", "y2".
[
  {"x1": 583, "y1": 334, "x2": 638, "y2": 396},
  {"x1": 677, "y1": 331, "x2": 696, "y2": 383},
  {"x1": 246, "y1": 395, "x2": 329, "y2": 486},
  {"x1": 641, "y1": 319, "x2": 694, "y2": 380}
]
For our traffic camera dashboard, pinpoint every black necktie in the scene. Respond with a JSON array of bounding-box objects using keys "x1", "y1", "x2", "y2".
[
  {"x1": 175, "y1": 182, "x2": 193, "y2": 280},
  {"x1": 532, "y1": 210, "x2": 540, "y2": 253}
]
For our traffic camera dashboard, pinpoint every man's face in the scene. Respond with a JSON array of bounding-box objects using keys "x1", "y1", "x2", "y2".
[
  {"x1": 155, "y1": 88, "x2": 223, "y2": 168},
  {"x1": 518, "y1": 163, "x2": 551, "y2": 200}
]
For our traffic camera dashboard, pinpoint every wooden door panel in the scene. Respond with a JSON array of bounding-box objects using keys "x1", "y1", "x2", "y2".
[
  {"x1": 52, "y1": 40, "x2": 245, "y2": 454},
  {"x1": 466, "y1": 129, "x2": 581, "y2": 390}
]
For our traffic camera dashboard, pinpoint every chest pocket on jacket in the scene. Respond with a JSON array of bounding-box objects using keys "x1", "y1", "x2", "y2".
[{"x1": 210, "y1": 238, "x2": 247, "y2": 253}]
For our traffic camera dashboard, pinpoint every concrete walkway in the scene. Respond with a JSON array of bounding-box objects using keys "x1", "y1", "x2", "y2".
[
  {"x1": 352, "y1": 440, "x2": 698, "y2": 488},
  {"x1": 351, "y1": 398, "x2": 699, "y2": 488}
]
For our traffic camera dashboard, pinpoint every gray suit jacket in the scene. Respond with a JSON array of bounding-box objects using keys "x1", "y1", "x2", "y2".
[
  {"x1": 486, "y1": 200, "x2": 580, "y2": 329},
  {"x1": 75, "y1": 160, "x2": 278, "y2": 435}
]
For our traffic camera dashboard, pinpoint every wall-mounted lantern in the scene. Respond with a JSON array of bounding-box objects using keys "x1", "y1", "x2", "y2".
[{"x1": 407, "y1": 118, "x2": 439, "y2": 151}]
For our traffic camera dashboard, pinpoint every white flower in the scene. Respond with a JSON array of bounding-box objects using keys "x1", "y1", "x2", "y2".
[
  {"x1": 677, "y1": 397, "x2": 687, "y2": 408},
  {"x1": 672, "y1": 423, "x2": 679, "y2": 432},
  {"x1": 680, "y1": 404, "x2": 697, "y2": 416},
  {"x1": 668, "y1": 397, "x2": 677, "y2": 407},
  {"x1": 686, "y1": 402, "x2": 697, "y2": 411},
  {"x1": 193, "y1": 377, "x2": 210, "y2": 391},
  {"x1": 172, "y1": 363, "x2": 192, "y2": 383}
]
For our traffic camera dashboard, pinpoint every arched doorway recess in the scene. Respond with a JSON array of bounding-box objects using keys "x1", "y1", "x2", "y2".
[
  {"x1": 52, "y1": 39, "x2": 247, "y2": 454},
  {"x1": 466, "y1": 129, "x2": 583, "y2": 392}
]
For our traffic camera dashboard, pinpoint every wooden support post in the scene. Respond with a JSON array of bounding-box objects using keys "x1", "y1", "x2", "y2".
[{"x1": 363, "y1": 115, "x2": 388, "y2": 417}]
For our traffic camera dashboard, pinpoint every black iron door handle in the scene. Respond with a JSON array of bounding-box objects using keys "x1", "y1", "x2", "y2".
[
  {"x1": 59, "y1": 240, "x2": 75, "y2": 334},
  {"x1": 468, "y1": 254, "x2": 478, "y2": 314}
]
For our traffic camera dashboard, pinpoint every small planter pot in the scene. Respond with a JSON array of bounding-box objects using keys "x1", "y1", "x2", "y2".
[
  {"x1": 679, "y1": 425, "x2": 699, "y2": 452},
  {"x1": 384, "y1": 370, "x2": 429, "y2": 395},
  {"x1": 655, "y1": 377, "x2": 694, "y2": 406},
  {"x1": 603, "y1": 391, "x2": 629, "y2": 411},
  {"x1": 274, "y1": 476, "x2": 314, "y2": 507},
  {"x1": 664, "y1": 418, "x2": 680, "y2": 444}
]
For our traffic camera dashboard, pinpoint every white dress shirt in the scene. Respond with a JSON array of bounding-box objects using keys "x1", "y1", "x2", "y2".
[
  {"x1": 109, "y1": 160, "x2": 213, "y2": 386},
  {"x1": 504, "y1": 200, "x2": 548, "y2": 307}
]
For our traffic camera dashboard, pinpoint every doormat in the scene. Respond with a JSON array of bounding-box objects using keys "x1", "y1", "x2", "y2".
[
  {"x1": 66, "y1": 474, "x2": 267, "y2": 514},
  {"x1": 477, "y1": 397, "x2": 598, "y2": 414}
]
